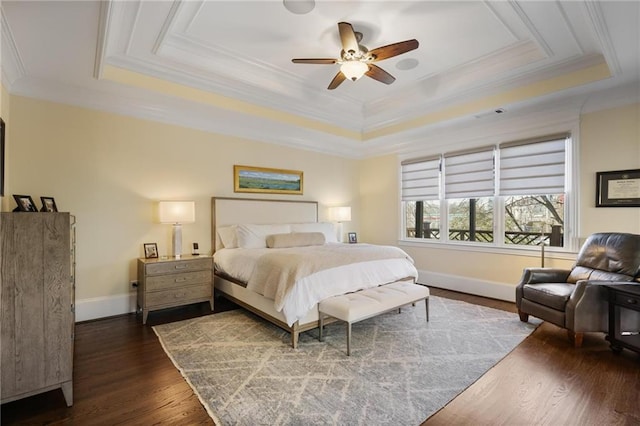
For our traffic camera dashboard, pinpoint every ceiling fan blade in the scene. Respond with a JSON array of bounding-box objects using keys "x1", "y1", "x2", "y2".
[
  {"x1": 368, "y1": 39, "x2": 419, "y2": 61},
  {"x1": 327, "y1": 71, "x2": 347, "y2": 90},
  {"x1": 365, "y1": 64, "x2": 396, "y2": 85},
  {"x1": 338, "y1": 22, "x2": 359, "y2": 53},
  {"x1": 292, "y1": 58, "x2": 337, "y2": 64}
]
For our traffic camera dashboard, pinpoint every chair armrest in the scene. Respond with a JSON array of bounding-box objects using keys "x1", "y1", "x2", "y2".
[
  {"x1": 515, "y1": 268, "x2": 572, "y2": 309},
  {"x1": 566, "y1": 280, "x2": 637, "y2": 332}
]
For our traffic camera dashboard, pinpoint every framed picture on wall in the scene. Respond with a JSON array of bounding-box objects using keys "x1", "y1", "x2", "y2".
[
  {"x1": 596, "y1": 169, "x2": 640, "y2": 207},
  {"x1": 234, "y1": 165, "x2": 303, "y2": 195}
]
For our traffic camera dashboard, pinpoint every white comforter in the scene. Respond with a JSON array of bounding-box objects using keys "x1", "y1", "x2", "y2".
[{"x1": 214, "y1": 243, "x2": 418, "y2": 326}]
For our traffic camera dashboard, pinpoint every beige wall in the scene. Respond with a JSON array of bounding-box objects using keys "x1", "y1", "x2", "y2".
[
  {"x1": 359, "y1": 103, "x2": 640, "y2": 298},
  {"x1": 579, "y1": 103, "x2": 640, "y2": 235},
  {"x1": 3, "y1": 93, "x2": 639, "y2": 314},
  {"x1": 4, "y1": 96, "x2": 358, "y2": 306}
]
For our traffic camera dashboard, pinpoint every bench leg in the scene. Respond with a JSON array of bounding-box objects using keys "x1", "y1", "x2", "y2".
[
  {"x1": 318, "y1": 313, "x2": 324, "y2": 342},
  {"x1": 346, "y1": 322, "x2": 352, "y2": 356},
  {"x1": 425, "y1": 297, "x2": 429, "y2": 322}
]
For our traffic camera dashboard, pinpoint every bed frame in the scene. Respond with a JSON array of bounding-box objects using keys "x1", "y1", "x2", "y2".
[{"x1": 211, "y1": 197, "x2": 324, "y2": 348}]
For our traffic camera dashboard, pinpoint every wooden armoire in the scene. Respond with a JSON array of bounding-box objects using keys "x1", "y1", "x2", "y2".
[{"x1": 1, "y1": 212, "x2": 75, "y2": 406}]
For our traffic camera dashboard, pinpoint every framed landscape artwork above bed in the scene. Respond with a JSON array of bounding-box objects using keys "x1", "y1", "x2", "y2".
[{"x1": 234, "y1": 165, "x2": 303, "y2": 195}]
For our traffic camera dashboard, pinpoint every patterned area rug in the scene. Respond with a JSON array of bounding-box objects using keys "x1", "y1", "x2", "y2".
[{"x1": 153, "y1": 296, "x2": 540, "y2": 425}]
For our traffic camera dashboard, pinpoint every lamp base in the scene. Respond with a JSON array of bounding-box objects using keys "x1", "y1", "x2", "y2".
[{"x1": 172, "y1": 223, "x2": 183, "y2": 258}]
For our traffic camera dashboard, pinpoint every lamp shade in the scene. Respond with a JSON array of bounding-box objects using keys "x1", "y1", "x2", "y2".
[
  {"x1": 328, "y1": 206, "x2": 351, "y2": 222},
  {"x1": 159, "y1": 201, "x2": 195, "y2": 224},
  {"x1": 340, "y1": 61, "x2": 368, "y2": 81}
]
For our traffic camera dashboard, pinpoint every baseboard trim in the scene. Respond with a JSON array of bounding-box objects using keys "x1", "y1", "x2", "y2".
[
  {"x1": 75, "y1": 292, "x2": 137, "y2": 322},
  {"x1": 417, "y1": 270, "x2": 516, "y2": 302},
  {"x1": 75, "y1": 273, "x2": 514, "y2": 322}
]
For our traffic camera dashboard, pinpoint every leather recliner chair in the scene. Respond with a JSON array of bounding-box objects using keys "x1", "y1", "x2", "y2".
[{"x1": 516, "y1": 232, "x2": 640, "y2": 347}]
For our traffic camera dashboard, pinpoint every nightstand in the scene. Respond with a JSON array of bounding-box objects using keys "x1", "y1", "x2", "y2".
[
  {"x1": 604, "y1": 284, "x2": 640, "y2": 355},
  {"x1": 137, "y1": 255, "x2": 213, "y2": 324}
]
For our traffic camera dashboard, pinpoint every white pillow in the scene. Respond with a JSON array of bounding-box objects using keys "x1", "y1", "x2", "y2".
[
  {"x1": 236, "y1": 224, "x2": 292, "y2": 249},
  {"x1": 217, "y1": 226, "x2": 238, "y2": 249},
  {"x1": 291, "y1": 222, "x2": 338, "y2": 243},
  {"x1": 266, "y1": 232, "x2": 326, "y2": 248}
]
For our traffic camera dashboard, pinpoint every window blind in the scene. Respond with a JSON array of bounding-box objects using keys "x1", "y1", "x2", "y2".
[
  {"x1": 401, "y1": 156, "x2": 441, "y2": 201},
  {"x1": 499, "y1": 135, "x2": 567, "y2": 196},
  {"x1": 444, "y1": 148, "x2": 495, "y2": 199}
]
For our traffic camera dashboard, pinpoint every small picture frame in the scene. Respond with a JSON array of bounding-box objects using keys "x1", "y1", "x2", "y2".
[
  {"x1": 144, "y1": 243, "x2": 159, "y2": 259},
  {"x1": 348, "y1": 232, "x2": 358, "y2": 244},
  {"x1": 40, "y1": 196, "x2": 58, "y2": 212},
  {"x1": 13, "y1": 194, "x2": 38, "y2": 212}
]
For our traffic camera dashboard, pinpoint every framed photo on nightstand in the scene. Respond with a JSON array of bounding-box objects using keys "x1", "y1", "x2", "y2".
[
  {"x1": 348, "y1": 232, "x2": 357, "y2": 244},
  {"x1": 144, "y1": 243, "x2": 158, "y2": 259}
]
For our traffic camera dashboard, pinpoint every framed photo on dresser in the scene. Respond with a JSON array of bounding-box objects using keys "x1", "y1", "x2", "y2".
[
  {"x1": 40, "y1": 196, "x2": 58, "y2": 212},
  {"x1": 13, "y1": 194, "x2": 38, "y2": 212}
]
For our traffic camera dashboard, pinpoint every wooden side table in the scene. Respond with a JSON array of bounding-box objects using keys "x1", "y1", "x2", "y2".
[
  {"x1": 137, "y1": 255, "x2": 213, "y2": 324},
  {"x1": 604, "y1": 284, "x2": 640, "y2": 355}
]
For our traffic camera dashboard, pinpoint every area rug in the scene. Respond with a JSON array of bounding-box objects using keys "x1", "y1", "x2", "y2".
[{"x1": 153, "y1": 296, "x2": 540, "y2": 425}]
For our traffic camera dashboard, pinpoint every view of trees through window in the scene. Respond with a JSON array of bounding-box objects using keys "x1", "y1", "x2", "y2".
[{"x1": 405, "y1": 194, "x2": 564, "y2": 246}]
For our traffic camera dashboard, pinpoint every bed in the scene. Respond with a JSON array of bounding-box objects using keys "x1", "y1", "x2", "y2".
[{"x1": 211, "y1": 197, "x2": 419, "y2": 348}]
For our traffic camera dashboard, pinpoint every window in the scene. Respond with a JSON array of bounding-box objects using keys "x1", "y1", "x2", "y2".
[
  {"x1": 499, "y1": 135, "x2": 567, "y2": 247},
  {"x1": 401, "y1": 134, "x2": 571, "y2": 249},
  {"x1": 402, "y1": 156, "x2": 441, "y2": 240},
  {"x1": 444, "y1": 148, "x2": 495, "y2": 243}
]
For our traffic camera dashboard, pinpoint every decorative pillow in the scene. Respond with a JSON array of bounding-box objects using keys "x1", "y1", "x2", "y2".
[
  {"x1": 236, "y1": 224, "x2": 292, "y2": 249},
  {"x1": 291, "y1": 222, "x2": 338, "y2": 243},
  {"x1": 217, "y1": 226, "x2": 238, "y2": 249},
  {"x1": 266, "y1": 232, "x2": 326, "y2": 248}
]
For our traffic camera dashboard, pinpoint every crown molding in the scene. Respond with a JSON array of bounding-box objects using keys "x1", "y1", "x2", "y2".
[
  {"x1": 583, "y1": 1, "x2": 621, "y2": 76},
  {"x1": 1, "y1": 8, "x2": 26, "y2": 87}
]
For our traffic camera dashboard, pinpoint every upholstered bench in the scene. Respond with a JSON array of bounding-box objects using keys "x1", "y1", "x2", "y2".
[{"x1": 318, "y1": 282, "x2": 430, "y2": 355}]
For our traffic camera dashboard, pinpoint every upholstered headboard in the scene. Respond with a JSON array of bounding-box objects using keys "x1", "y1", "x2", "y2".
[{"x1": 211, "y1": 197, "x2": 318, "y2": 252}]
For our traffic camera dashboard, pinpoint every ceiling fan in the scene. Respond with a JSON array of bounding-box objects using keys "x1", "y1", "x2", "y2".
[{"x1": 292, "y1": 22, "x2": 419, "y2": 90}]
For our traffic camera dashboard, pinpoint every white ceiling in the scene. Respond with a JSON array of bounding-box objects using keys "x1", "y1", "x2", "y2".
[{"x1": 1, "y1": 1, "x2": 639, "y2": 158}]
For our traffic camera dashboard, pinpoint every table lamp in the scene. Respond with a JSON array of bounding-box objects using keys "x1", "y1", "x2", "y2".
[
  {"x1": 159, "y1": 201, "x2": 195, "y2": 258},
  {"x1": 328, "y1": 206, "x2": 351, "y2": 243}
]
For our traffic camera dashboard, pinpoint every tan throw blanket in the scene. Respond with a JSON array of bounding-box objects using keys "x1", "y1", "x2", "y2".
[{"x1": 246, "y1": 244, "x2": 414, "y2": 311}]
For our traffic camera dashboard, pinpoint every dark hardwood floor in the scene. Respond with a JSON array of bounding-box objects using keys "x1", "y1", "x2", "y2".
[{"x1": 2, "y1": 289, "x2": 638, "y2": 425}]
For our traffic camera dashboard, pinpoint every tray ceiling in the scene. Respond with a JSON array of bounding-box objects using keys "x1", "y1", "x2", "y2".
[{"x1": 1, "y1": 1, "x2": 638, "y2": 157}]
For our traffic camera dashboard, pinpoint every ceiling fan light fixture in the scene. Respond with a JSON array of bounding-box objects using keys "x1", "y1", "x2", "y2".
[{"x1": 340, "y1": 61, "x2": 369, "y2": 81}]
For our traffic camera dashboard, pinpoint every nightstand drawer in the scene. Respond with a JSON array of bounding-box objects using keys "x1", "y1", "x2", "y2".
[
  {"x1": 146, "y1": 270, "x2": 211, "y2": 292},
  {"x1": 145, "y1": 258, "x2": 211, "y2": 276},
  {"x1": 145, "y1": 283, "x2": 212, "y2": 307},
  {"x1": 613, "y1": 291, "x2": 639, "y2": 309}
]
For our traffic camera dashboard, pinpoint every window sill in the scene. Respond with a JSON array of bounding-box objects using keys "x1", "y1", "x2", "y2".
[{"x1": 397, "y1": 238, "x2": 578, "y2": 261}]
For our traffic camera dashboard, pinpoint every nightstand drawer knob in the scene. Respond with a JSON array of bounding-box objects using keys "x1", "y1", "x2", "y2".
[
  {"x1": 175, "y1": 277, "x2": 187, "y2": 283},
  {"x1": 627, "y1": 298, "x2": 637, "y2": 305},
  {"x1": 175, "y1": 292, "x2": 185, "y2": 298},
  {"x1": 175, "y1": 264, "x2": 188, "y2": 270}
]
